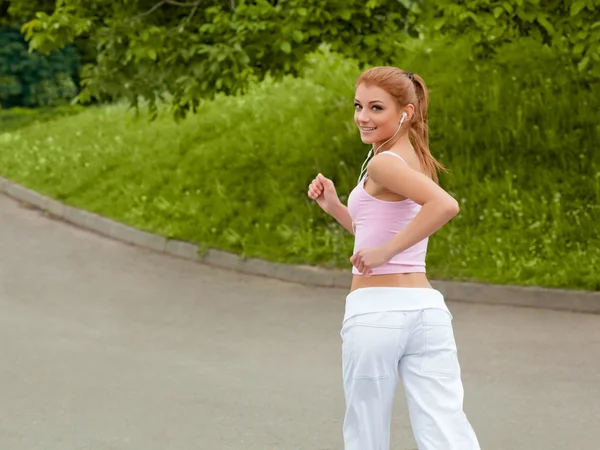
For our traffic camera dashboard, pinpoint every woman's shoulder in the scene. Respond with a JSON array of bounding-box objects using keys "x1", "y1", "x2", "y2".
[
  {"x1": 371, "y1": 149, "x2": 422, "y2": 173},
  {"x1": 377, "y1": 150, "x2": 408, "y2": 164}
]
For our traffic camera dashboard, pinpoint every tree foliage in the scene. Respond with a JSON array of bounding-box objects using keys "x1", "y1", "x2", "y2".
[
  {"x1": 4, "y1": 0, "x2": 598, "y2": 115},
  {"x1": 12, "y1": 0, "x2": 422, "y2": 117},
  {"x1": 0, "y1": 26, "x2": 79, "y2": 108},
  {"x1": 430, "y1": 0, "x2": 600, "y2": 77}
]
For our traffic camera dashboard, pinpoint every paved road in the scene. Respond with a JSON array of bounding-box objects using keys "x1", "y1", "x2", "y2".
[{"x1": 1, "y1": 194, "x2": 599, "y2": 450}]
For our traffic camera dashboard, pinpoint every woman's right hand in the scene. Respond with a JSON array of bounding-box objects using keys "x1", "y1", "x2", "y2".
[{"x1": 307, "y1": 173, "x2": 341, "y2": 215}]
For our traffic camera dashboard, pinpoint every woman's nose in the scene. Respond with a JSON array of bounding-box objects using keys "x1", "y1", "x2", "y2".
[{"x1": 356, "y1": 110, "x2": 370, "y2": 123}]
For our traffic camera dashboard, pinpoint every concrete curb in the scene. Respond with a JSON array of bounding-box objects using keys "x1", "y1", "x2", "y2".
[{"x1": 2, "y1": 176, "x2": 599, "y2": 314}]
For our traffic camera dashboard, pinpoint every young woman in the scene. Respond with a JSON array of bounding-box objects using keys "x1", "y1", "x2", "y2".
[{"x1": 307, "y1": 67, "x2": 480, "y2": 450}]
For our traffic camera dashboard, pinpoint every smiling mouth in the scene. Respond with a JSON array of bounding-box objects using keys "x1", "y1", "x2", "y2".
[{"x1": 360, "y1": 127, "x2": 377, "y2": 131}]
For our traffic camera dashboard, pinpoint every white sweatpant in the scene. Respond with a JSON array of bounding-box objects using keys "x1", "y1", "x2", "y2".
[{"x1": 341, "y1": 287, "x2": 480, "y2": 450}]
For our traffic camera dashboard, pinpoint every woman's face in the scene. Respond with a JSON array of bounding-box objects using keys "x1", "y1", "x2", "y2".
[{"x1": 354, "y1": 83, "x2": 402, "y2": 146}]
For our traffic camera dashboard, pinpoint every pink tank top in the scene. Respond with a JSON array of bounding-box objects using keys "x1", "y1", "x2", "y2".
[{"x1": 347, "y1": 151, "x2": 427, "y2": 275}]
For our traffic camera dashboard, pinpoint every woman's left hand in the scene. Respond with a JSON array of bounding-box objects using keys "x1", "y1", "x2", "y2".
[{"x1": 350, "y1": 245, "x2": 393, "y2": 277}]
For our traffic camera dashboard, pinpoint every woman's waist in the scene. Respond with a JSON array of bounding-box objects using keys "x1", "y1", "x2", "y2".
[{"x1": 351, "y1": 272, "x2": 431, "y2": 292}]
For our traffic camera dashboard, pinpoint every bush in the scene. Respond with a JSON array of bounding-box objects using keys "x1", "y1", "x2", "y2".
[
  {"x1": 0, "y1": 27, "x2": 80, "y2": 108},
  {"x1": 428, "y1": 0, "x2": 600, "y2": 82},
  {"x1": 0, "y1": 40, "x2": 598, "y2": 290},
  {"x1": 0, "y1": 72, "x2": 359, "y2": 268},
  {"x1": 396, "y1": 37, "x2": 599, "y2": 289}
]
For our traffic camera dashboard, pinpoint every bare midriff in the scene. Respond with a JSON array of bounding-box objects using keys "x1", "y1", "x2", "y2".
[{"x1": 350, "y1": 272, "x2": 433, "y2": 292}]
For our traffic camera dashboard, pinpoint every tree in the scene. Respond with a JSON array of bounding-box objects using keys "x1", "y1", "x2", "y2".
[
  {"x1": 13, "y1": 0, "x2": 423, "y2": 118},
  {"x1": 0, "y1": 0, "x2": 53, "y2": 27},
  {"x1": 1, "y1": 1, "x2": 80, "y2": 108},
  {"x1": 429, "y1": 0, "x2": 600, "y2": 78}
]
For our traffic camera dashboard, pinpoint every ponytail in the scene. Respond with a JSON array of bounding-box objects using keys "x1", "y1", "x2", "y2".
[{"x1": 409, "y1": 74, "x2": 447, "y2": 184}]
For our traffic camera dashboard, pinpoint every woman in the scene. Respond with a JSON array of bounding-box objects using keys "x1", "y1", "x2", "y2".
[{"x1": 307, "y1": 67, "x2": 480, "y2": 450}]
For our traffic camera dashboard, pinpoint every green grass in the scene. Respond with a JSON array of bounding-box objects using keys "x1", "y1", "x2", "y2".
[
  {"x1": 0, "y1": 41, "x2": 598, "y2": 291},
  {"x1": 0, "y1": 105, "x2": 84, "y2": 133}
]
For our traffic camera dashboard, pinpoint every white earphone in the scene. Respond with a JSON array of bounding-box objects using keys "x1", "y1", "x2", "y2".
[{"x1": 357, "y1": 111, "x2": 408, "y2": 184}]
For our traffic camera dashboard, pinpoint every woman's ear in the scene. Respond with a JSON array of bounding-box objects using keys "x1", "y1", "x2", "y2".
[{"x1": 405, "y1": 104, "x2": 415, "y2": 121}]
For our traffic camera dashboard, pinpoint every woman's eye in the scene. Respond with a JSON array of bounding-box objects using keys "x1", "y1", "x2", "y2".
[
  {"x1": 372, "y1": 105, "x2": 382, "y2": 111},
  {"x1": 354, "y1": 103, "x2": 362, "y2": 110}
]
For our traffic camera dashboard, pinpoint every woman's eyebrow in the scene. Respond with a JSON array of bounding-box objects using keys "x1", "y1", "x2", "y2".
[{"x1": 354, "y1": 99, "x2": 384, "y2": 104}]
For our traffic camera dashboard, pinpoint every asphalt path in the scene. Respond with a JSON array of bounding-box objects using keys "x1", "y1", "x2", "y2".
[{"x1": 1, "y1": 194, "x2": 599, "y2": 450}]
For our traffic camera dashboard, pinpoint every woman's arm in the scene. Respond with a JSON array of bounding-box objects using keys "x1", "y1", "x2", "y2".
[
  {"x1": 329, "y1": 202, "x2": 354, "y2": 235},
  {"x1": 308, "y1": 173, "x2": 355, "y2": 235},
  {"x1": 368, "y1": 154, "x2": 459, "y2": 257}
]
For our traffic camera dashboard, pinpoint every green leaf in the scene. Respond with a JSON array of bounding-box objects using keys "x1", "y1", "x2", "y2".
[
  {"x1": 577, "y1": 55, "x2": 590, "y2": 72},
  {"x1": 432, "y1": 17, "x2": 447, "y2": 31},
  {"x1": 148, "y1": 49, "x2": 157, "y2": 60},
  {"x1": 280, "y1": 41, "x2": 291, "y2": 54},
  {"x1": 571, "y1": 1, "x2": 586, "y2": 17},
  {"x1": 486, "y1": 12, "x2": 500, "y2": 27},
  {"x1": 493, "y1": 7, "x2": 503, "y2": 19},
  {"x1": 292, "y1": 29, "x2": 303, "y2": 43},
  {"x1": 516, "y1": 10, "x2": 537, "y2": 22},
  {"x1": 537, "y1": 15, "x2": 555, "y2": 35},
  {"x1": 573, "y1": 42, "x2": 585, "y2": 55},
  {"x1": 502, "y1": 2, "x2": 514, "y2": 14}
]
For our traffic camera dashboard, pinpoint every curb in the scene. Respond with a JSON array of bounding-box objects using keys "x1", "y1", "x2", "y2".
[{"x1": 1, "y1": 176, "x2": 599, "y2": 314}]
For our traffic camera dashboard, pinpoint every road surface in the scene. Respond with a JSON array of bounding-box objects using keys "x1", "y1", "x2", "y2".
[{"x1": 1, "y1": 194, "x2": 599, "y2": 450}]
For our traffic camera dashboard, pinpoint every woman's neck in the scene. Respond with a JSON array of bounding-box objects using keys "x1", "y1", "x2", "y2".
[{"x1": 374, "y1": 132, "x2": 412, "y2": 155}]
